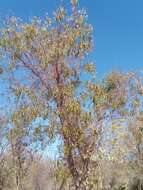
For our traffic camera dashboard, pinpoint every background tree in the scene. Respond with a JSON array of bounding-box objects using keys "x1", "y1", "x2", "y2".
[{"x1": 0, "y1": 113, "x2": 10, "y2": 190}]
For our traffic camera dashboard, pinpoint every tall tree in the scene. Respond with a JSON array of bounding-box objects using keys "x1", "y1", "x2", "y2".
[{"x1": 0, "y1": 1, "x2": 135, "y2": 190}]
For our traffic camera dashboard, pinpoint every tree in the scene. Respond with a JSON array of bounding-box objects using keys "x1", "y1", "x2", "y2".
[
  {"x1": 0, "y1": 1, "x2": 95, "y2": 189},
  {"x1": 0, "y1": 114, "x2": 9, "y2": 190},
  {"x1": 0, "y1": 1, "x2": 141, "y2": 190}
]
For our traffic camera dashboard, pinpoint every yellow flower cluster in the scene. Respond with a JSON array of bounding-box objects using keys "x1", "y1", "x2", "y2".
[
  {"x1": 12, "y1": 106, "x2": 39, "y2": 125},
  {"x1": 84, "y1": 63, "x2": 96, "y2": 73},
  {"x1": 65, "y1": 100, "x2": 81, "y2": 114}
]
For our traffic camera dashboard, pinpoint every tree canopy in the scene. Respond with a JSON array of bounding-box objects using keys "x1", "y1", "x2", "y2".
[{"x1": 0, "y1": 1, "x2": 142, "y2": 190}]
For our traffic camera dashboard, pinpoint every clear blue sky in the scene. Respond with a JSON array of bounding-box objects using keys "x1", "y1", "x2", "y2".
[{"x1": 0, "y1": 0, "x2": 143, "y2": 76}]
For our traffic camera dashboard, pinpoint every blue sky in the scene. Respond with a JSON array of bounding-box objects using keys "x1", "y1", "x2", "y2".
[{"x1": 0, "y1": 0, "x2": 143, "y2": 77}]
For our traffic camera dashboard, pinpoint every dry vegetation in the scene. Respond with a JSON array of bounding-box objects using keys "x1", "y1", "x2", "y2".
[{"x1": 0, "y1": 0, "x2": 142, "y2": 189}]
